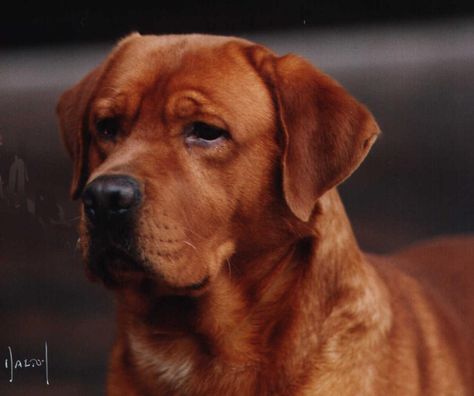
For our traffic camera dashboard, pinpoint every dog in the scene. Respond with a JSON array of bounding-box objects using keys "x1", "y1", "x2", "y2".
[{"x1": 57, "y1": 33, "x2": 474, "y2": 395}]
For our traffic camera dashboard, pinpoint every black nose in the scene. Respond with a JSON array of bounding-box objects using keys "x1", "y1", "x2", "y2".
[{"x1": 82, "y1": 175, "x2": 141, "y2": 224}]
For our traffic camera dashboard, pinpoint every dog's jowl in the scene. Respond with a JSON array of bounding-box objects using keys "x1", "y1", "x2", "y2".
[{"x1": 57, "y1": 33, "x2": 474, "y2": 395}]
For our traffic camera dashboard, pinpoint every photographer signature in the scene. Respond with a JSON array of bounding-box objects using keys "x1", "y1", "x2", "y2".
[{"x1": 4, "y1": 342, "x2": 50, "y2": 385}]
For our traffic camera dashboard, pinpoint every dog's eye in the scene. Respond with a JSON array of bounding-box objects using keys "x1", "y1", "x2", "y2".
[
  {"x1": 184, "y1": 122, "x2": 229, "y2": 146},
  {"x1": 96, "y1": 118, "x2": 120, "y2": 139}
]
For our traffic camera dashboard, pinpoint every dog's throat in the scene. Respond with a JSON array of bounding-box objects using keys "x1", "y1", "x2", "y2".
[{"x1": 133, "y1": 294, "x2": 207, "y2": 339}]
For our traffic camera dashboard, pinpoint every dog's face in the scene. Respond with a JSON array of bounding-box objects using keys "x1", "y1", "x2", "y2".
[{"x1": 57, "y1": 33, "x2": 379, "y2": 293}]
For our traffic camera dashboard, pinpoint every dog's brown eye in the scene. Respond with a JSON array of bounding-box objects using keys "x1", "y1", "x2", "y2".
[
  {"x1": 184, "y1": 122, "x2": 229, "y2": 146},
  {"x1": 96, "y1": 118, "x2": 120, "y2": 139}
]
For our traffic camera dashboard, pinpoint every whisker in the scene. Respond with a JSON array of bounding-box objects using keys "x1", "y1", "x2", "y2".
[
  {"x1": 226, "y1": 257, "x2": 232, "y2": 279},
  {"x1": 66, "y1": 216, "x2": 82, "y2": 225},
  {"x1": 182, "y1": 226, "x2": 205, "y2": 240},
  {"x1": 183, "y1": 240, "x2": 197, "y2": 250},
  {"x1": 176, "y1": 205, "x2": 206, "y2": 241}
]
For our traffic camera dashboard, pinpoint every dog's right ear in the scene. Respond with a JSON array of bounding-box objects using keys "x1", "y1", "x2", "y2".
[
  {"x1": 56, "y1": 65, "x2": 104, "y2": 199},
  {"x1": 246, "y1": 45, "x2": 380, "y2": 222}
]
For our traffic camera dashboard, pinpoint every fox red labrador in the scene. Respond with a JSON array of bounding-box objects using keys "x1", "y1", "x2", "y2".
[{"x1": 57, "y1": 33, "x2": 474, "y2": 395}]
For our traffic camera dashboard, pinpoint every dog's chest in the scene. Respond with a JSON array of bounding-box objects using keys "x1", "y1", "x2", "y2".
[
  {"x1": 129, "y1": 333, "x2": 195, "y2": 390},
  {"x1": 128, "y1": 332, "x2": 264, "y2": 395}
]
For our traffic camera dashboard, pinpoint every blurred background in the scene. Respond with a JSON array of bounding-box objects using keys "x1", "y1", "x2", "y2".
[{"x1": 1, "y1": 1, "x2": 473, "y2": 394}]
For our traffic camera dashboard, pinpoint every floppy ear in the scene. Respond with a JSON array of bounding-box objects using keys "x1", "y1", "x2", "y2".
[
  {"x1": 258, "y1": 52, "x2": 380, "y2": 222},
  {"x1": 56, "y1": 65, "x2": 104, "y2": 199},
  {"x1": 56, "y1": 32, "x2": 141, "y2": 199}
]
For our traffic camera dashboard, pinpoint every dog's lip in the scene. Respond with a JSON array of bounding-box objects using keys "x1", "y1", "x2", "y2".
[
  {"x1": 89, "y1": 245, "x2": 144, "y2": 273},
  {"x1": 165, "y1": 275, "x2": 211, "y2": 297},
  {"x1": 181, "y1": 275, "x2": 210, "y2": 291},
  {"x1": 86, "y1": 246, "x2": 148, "y2": 287},
  {"x1": 87, "y1": 242, "x2": 213, "y2": 293},
  {"x1": 108, "y1": 250, "x2": 141, "y2": 267}
]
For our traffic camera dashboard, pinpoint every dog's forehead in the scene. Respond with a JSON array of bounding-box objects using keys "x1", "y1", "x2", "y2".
[
  {"x1": 103, "y1": 34, "x2": 257, "y2": 92},
  {"x1": 99, "y1": 34, "x2": 274, "y2": 135}
]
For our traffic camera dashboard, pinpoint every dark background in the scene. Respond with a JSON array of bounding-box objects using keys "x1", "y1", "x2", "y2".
[
  {"x1": 1, "y1": 2, "x2": 473, "y2": 395},
  {"x1": 2, "y1": 1, "x2": 474, "y2": 48}
]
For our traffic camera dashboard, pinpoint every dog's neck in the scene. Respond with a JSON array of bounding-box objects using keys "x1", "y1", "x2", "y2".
[
  {"x1": 116, "y1": 189, "x2": 392, "y2": 392},
  {"x1": 197, "y1": 189, "x2": 392, "y2": 360}
]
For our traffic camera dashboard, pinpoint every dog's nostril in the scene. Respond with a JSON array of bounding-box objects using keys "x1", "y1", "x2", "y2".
[
  {"x1": 82, "y1": 191, "x2": 95, "y2": 209},
  {"x1": 82, "y1": 190, "x2": 98, "y2": 219},
  {"x1": 82, "y1": 175, "x2": 141, "y2": 223},
  {"x1": 109, "y1": 187, "x2": 135, "y2": 212},
  {"x1": 85, "y1": 206, "x2": 97, "y2": 219}
]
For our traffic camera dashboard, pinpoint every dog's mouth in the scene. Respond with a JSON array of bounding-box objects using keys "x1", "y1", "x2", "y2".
[
  {"x1": 86, "y1": 243, "x2": 146, "y2": 287},
  {"x1": 85, "y1": 238, "x2": 212, "y2": 294}
]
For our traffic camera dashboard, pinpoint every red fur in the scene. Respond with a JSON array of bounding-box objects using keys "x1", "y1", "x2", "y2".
[{"x1": 57, "y1": 34, "x2": 474, "y2": 395}]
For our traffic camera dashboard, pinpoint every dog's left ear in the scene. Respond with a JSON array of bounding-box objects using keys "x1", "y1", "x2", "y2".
[
  {"x1": 56, "y1": 65, "x2": 104, "y2": 199},
  {"x1": 56, "y1": 32, "x2": 141, "y2": 199},
  {"x1": 251, "y1": 49, "x2": 380, "y2": 222}
]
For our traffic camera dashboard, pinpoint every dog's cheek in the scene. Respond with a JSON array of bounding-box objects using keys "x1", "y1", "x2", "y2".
[
  {"x1": 234, "y1": 154, "x2": 282, "y2": 222},
  {"x1": 207, "y1": 239, "x2": 236, "y2": 279},
  {"x1": 180, "y1": 177, "x2": 236, "y2": 234},
  {"x1": 133, "y1": 196, "x2": 235, "y2": 288}
]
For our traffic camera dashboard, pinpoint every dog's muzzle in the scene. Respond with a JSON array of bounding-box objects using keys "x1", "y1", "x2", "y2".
[{"x1": 81, "y1": 174, "x2": 143, "y2": 284}]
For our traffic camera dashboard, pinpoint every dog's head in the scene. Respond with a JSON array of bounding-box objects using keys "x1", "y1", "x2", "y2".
[{"x1": 57, "y1": 33, "x2": 379, "y2": 293}]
